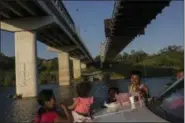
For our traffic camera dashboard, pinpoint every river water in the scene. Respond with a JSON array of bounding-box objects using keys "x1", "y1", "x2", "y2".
[{"x1": 0, "y1": 77, "x2": 172, "y2": 122}]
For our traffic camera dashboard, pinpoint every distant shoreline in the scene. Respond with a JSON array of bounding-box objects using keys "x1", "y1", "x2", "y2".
[{"x1": 0, "y1": 76, "x2": 174, "y2": 88}]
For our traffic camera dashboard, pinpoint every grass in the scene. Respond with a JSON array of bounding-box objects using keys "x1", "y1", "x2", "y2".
[
  {"x1": 73, "y1": 77, "x2": 83, "y2": 83},
  {"x1": 81, "y1": 67, "x2": 101, "y2": 74},
  {"x1": 110, "y1": 72, "x2": 124, "y2": 80},
  {"x1": 81, "y1": 67, "x2": 125, "y2": 80}
]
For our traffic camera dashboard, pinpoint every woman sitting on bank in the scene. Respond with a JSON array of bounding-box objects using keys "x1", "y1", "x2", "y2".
[
  {"x1": 34, "y1": 89, "x2": 73, "y2": 123},
  {"x1": 105, "y1": 70, "x2": 150, "y2": 106}
]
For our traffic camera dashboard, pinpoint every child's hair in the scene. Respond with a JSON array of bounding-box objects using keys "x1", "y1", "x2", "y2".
[
  {"x1": 37, "y1": 89, "x2": 55, "y2": 120},
  {"x1": 76, "y1": 82, "x2": 92, "y2": 98},
  {"x1": 37, "y1": 89, "x2": 55, "y2": 106},
  {"x1": 130, "y1": 70, "x2": 142, "y2": 78},
  {"x1": 108, "y1": 87, "x2": 119, "y2": 94}
]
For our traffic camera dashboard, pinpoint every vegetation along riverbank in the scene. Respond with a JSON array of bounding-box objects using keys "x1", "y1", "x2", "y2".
[{"x1": 0, "y1": 45, "x2": 183, "y2": 86}]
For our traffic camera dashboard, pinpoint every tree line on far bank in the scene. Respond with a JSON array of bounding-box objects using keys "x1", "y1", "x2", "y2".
[
  {"x1": 0, "y1": 45, "x2": 184, "y2": 86},
  {"x1": 0, "y1": 54, "x2": 58, "y2": 86},
  {"x1": 95, "y1": 45, "x2": 184, "y2": 69}
]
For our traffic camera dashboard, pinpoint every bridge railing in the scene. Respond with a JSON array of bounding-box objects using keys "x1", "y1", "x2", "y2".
[
  {"x1": 52, "y1": 0, "x2": 76, "y2": 33},
  {"x1": 51, "y1": 0, "x2": 93, "y2": 61},
  {"x1": 102, "y1": 1, "x2": 120, "y2": 60},
  {"x1": 112, "y1": 0, "x2": 121, "y2": 19},
  {"x1": 108, "y1": 0, "x2": 121, "y2": 30},
  {"x1": 101, "y1": 38, "x2": 110, "y2": 61},
  {"x1": 100, "y1": 42, "x2": 105, "y2": 62}
]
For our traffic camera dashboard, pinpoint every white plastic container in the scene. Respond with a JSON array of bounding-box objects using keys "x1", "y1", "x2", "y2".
[
  {"x1": 104, "y1": 102, "x2": 120, "y2": 112},
  {"x1": 129, "y1": 96, "x2": 136, "y2": 109}
]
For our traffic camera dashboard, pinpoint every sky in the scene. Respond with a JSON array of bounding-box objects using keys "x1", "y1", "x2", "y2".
[{"x1": 0, "y1": 1, "x2": 184, "y2": 59}]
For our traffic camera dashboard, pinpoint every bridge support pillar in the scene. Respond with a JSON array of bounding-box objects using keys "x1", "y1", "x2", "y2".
[
  {"x1": 81, "y1": 63, "x2": 87, "y2": 69},
  {"x1": 58, "y1": 52, "x2": 71, "y2": 86},
  {"x1": 15, "y1": 31, "x2": 38, "y2": 98},
  {"x1": 73, "y1": 58, "x2": 81, "y2": 79}
]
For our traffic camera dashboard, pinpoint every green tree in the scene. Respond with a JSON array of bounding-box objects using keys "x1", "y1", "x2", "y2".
[
  {"x1": 122, "y1": 52, "x2": 129, "y2": 60},
  {"x1": 0, "y1": 70, "x2": 5, "y2": 86},
  {"x1": 115, "y1": 54, "x2": 122, "y2": 61},
  {"x1": 3, "y1": 70, "x2": 15, "y2": 86},
  {"x1": 94, "y1": 55, "x2": 100, "y2": 61}
]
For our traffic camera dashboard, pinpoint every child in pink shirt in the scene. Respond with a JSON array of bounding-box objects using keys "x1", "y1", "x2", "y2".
[{"x1": 68, "y1": 82, "x2": 94, "y2": 122}]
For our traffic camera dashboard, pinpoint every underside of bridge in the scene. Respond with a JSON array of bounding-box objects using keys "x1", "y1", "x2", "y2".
[
  {"x1": 37, "y1": 24, "x2": 91, "y2": 63},
  {"x1": 0, "y1": 0, "x2": 92, "y2": 63},
  {"x1": 104, "y1": 0, "x2": 171, "y2": 60},
  {"x1": 0, "y1": 0, "x2": 92, "y2": 97}
]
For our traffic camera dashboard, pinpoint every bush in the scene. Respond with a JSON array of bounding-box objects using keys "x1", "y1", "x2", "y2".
[
  {"x1": 111, "y1": 72, "x2": 124, "y2": 79},
  {"x1": 38, "y1": 71, "x2": 58, "y2": 85},
  {"x1": 38, "y1": 71, "x2": 49, "y2": 85},
  {"x1": 3, "y1": 70, "x2": 15, "y2": 86},
  {"x1": 0, "y1": 71, "x2": 5, "y2": 86}
]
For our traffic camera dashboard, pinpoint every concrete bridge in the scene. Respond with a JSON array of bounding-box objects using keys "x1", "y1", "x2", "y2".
[
  {"x1": 102, "y1": 0, "x2": 171, "y2": 61},
  {"x1": 0, "y1": 0, "x2": 94, "y2": 97}
]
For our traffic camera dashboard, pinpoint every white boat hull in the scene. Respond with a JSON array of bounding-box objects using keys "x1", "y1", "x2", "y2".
[{"x1": 93, "y1": 103, "x2": 169, "y2": 122}]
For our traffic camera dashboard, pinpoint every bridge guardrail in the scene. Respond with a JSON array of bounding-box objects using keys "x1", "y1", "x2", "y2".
[
  {"x1": 112, "y1": 0, "x2": 121, "y2": 19},
  {"x1": 52, "y1": 0, "x2": 77, "y2": 33},
  {"x1": 51, "y1": 0, "x2": 93, "y2": 61},
  {"x1": 102, "y1": 0, "x2": 120, "y2": 60},
  {"x1": 109, "y1": 0, "x2": 120, "y2": 29},
  {"x1": 101, "y1": 38, "x2": 110, "y2": 61}
]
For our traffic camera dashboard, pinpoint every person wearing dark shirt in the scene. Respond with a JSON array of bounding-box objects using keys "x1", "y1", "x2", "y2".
[{"x1": 106, "y1": 87, "x2": 119, "y2": 103}]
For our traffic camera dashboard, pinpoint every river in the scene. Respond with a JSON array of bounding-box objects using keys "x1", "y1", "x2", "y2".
[{"x1": 0, "y1": 77, "x2": 172, "y2": 122}]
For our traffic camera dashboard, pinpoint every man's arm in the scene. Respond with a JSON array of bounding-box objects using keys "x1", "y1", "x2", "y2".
[
  {"x1": 59, "y1": 104, "x2": 73, "y2": 122},
  {"x1": 143, "y1": 84, "x2": 150, "y2": 98},
  {"x1": 89, "y1": 105, "x2": 94, "y2": 119}
]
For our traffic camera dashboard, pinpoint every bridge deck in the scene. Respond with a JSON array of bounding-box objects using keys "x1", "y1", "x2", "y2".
[
  {"x1": 0, "y1": 0, "x2": 93, "y2": 63},
  {"x1": 104, "y1": 0, "x2": 171, "y2": 60}
]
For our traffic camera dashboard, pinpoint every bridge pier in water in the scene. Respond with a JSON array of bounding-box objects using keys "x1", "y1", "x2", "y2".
[
  {"x1": 0, "y1": 1, "x2": 93, "y2": 97},
  {"x1": 48, "y1": 47, "x2": 83, "y2": 84},
  {"x1": 81, "y1": 63, "x2": 87, "y2": 69},
  {"x1": 58, "y1": 51, "x2": 71, "y2": 86},
  {"x1": 72, "y1": 58, "x2": 81, "y2": 79},
  {"x1": 0, "y1": 16, "x2": 56, "y2": 97},
  {"x1": 15, "y1": 31, "x2": 38, "y2": 98}
]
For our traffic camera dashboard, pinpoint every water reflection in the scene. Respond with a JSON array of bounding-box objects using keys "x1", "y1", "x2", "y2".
[
  {"x1": 11, "y1": 98, "x2": 38, "y2": 122},
  {"x1": 0, "y1": 77, "x2": 172, "y2": 122}
]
